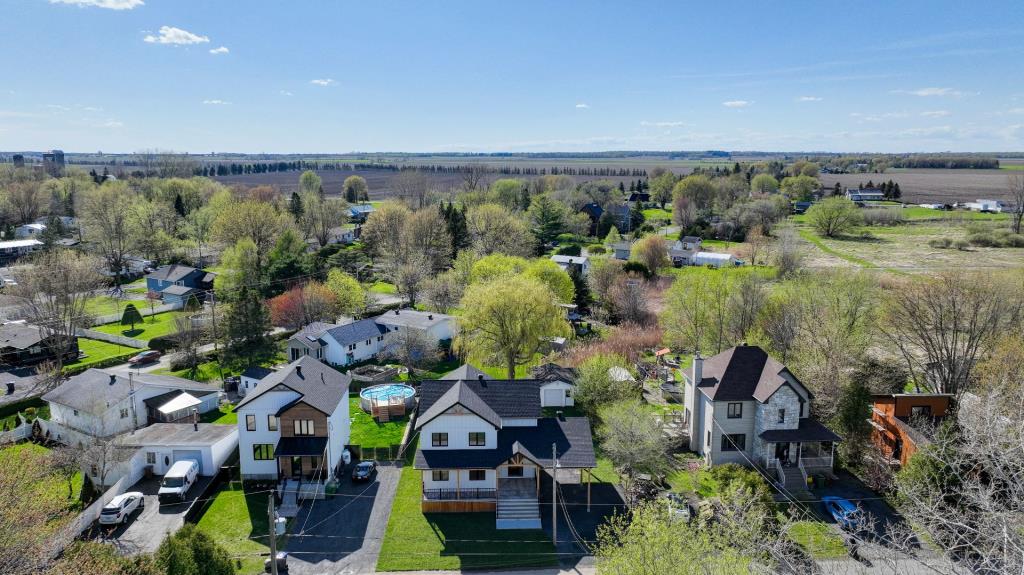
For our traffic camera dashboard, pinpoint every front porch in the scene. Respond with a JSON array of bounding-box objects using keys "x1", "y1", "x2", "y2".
[{"x1": 765, "y1": 441, "x2": 836, "y2": 491}]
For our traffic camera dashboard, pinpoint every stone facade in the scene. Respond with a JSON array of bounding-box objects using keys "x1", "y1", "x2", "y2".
[{"x1": 752, "y1": 384, "x2": 804, "y2": 465}]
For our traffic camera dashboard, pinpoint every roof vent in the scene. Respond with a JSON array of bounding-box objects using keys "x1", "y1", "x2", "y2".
[
  {"x1": 5, "y1": 382, "x2": 14, "y2": 395},
  {"x1": 295, "y1": 365, "x2": 303, "y2": 378},
  {"x1": 109, "y1": 374, "x2": 117, "y2": 385},
  {"x1": 394, "y1": 309, "x2": 400, "y2": 315},
  {"x1": 428, "y1": 314, "x2": 433, "y2": 320},
  {"x1": 478, "y1": 373, "x2": 485, "y2": 382}
]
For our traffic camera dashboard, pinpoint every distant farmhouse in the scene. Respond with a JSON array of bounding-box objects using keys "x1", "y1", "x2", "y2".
[{"x1": 845, "y1": 188, "x2": 886, "y2": 202}]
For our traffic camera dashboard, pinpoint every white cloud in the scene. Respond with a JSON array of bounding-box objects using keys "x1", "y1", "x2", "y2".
[
  {"x1": 893, "y1": 87, "x2": 965, "y2": 97},
  {"x1": 310, "y1": 79, "x2": 336, "y2": 86},
  {"x1": 50, "y1": 0, "x2": 143, "y2": 9},
  {"x1": 797, "y1": 96, "x2": 822, "y2": 102},
  {"x1": 1008, "y1": 108, "x2": 1024, "y2": 115},
  {"x1": 202, "y1": 99, "x2": 231, "y2": 105},
  {"x1": 144, "y1": 26, "x2": 209, "y2": 45},
  {"x1": 45, "y1": 104, "x2": 71, "y2": 112},
  {"x1": 280, "y1": 90, "x2": 294, "y2": 96},
  {"x1": 850, "y1": 111, "x2": 910, "y2": 122},
  {"x1": 640, "y1": 120, "x2": 687, "y2": 127},
  {"x1": 920, "y1": 110, "x2": 951, "y2": 117},
  {"x1": 722, "y1": 100, "x2": 751, "y2": 108},
  {"x1": 209, "y1": 46, "x2": 229, "y2": 55},
  {"x1": 100, "y1": 119, "x2": 124, "y2": 128},
  {"x1": 575, "y1": 103, "x2": 590, "y2": 109}
]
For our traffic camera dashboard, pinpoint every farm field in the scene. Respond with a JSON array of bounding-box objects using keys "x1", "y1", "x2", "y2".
[
  {"x1": 795, "y1": 220, "x2": 1024, "y2": 272},
  {"x1": 820, "y1": 169, "x2": 1017, "y2": 204}
]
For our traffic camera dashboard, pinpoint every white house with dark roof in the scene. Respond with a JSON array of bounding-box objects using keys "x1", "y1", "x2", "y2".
[
  {"x1": 285, "y1": 309, "x2": 455, "y2": 367},
  {"x1": 239, "y1": 366, "x2": 275, "y2": 397},
  {"x1": 233, "y1": 357, "x2": 351, "y2": 495},
  {"x1": 667, "y1": 236, "x2": 703, "y2": 266},
  {"x1": 683, "y1": 344, "x2": 841, "y2": 491},
  {"x1": 94, "y1": 422, "x2": 238, "y2": 487},
  {"x1": 42, "y1": 369, "x2": 220, "y2": 444},
  {"x1": 413, "y1": 376, "x2": 594, "y2": 529},
  {"x1": 549, "y1": 254, "x2": 590, "y2": 276}
]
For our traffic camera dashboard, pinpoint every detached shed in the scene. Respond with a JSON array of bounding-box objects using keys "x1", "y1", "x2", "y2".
[{"x1": 692, "y1": 252, "x2": 736, "y2": 268}]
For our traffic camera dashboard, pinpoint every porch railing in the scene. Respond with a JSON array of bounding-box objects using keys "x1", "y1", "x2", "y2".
[
  {"x1": 770, "y1": 458, "x2": 785, "y2": 484},
  {"x1": 800, "y1": 456, "x2": 832, "y2": 469},
  {"x1": 423, "y1": 488, "x2": 496, "y2": 501}
]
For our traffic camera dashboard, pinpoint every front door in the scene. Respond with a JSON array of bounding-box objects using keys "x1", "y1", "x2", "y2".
[
  {"x1": 290, "y1": 456, "x2": 302, "y2": 479},
  {"x1": 774, "y1": 442, "x2": 790, "y2": 464}
]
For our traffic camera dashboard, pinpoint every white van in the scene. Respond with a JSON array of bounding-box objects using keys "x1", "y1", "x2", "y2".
[{"x1": 158, "y1": 459, "x2": 199, "y2": 502}]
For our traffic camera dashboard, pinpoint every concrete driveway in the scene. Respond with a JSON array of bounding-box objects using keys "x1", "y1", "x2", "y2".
[
  {"x1": 91, "y1": 475, "x2": 214, "y2": 555},
  {"x1": 283, "y1": 463, "x2": 400, "y2": 574}
]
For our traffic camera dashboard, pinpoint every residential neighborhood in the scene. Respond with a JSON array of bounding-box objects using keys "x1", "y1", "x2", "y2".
[{"x1": 2, "y1": 3, "x2": 1024, "y2": 575}]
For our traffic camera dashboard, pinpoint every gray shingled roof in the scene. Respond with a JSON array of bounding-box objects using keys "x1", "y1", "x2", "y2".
[
  {"x1": 415, "y1": 380, "x2": 502, "y2": 430},
  {"x1": 414, "y1": 417, "x2": 596, "y2": 469},
  {"x1": 697, "y1": 345, "x2": 808, "y2": 403},
  {"x1": 242, "y1": 366, "x2": 274, "y2": 380},
  {"x1": 42, "y1": 369, "x2": 215, "y2": 414},
  {"x1": 161, "y1": 285, "x2": 198, "y2": 296},
  {"x1": 233, "y1": 356, "x2": 350, "y2": 415},
  {"x1": 145, "y1": 264, "x2": 199, "y2": 283},
  {"x1": 374, "y1": 309, "x2": 452, "y2": 331},
  {"x1": 0, "y1": 322, "x2": 45, "y2": 350},
  {"x1": 440, "y1": 364, "x2": 491, "y2": 381},
  {"x1": 417, "y1": 379, "x2": 543, "y2": 424},
  {"x1": 531, "y1": 363, "x2": 578, "y2": 383},
  {"x1": 324, "y1": 318, "x2": 388, "y2": 346},
  {"x1": 288, "y1": 321, "x2": 339, "y2": 347}
]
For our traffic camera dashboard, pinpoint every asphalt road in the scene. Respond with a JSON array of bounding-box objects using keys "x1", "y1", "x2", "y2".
[{"x1": 283, "y1": 463, "x2": 401, "y2": 574}]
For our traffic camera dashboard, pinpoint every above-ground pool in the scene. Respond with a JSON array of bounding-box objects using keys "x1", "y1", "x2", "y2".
[{"x1": 359, "y1": 383, "x2": 416, "y2": 413}]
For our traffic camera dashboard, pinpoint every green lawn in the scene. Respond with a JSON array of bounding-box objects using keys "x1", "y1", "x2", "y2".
[
  {"x1": 787, "y1": 520, "x2": 847, "y2": 559},
  {"x1": 0, "y1": 442, "x2": 83, "y2": 512},
  {"x1": 377, "y1": 452, "x2": 557, "y2": 571},
  {"x1": 64, "y1": 338, "x2": 139, "y2": 371},
  {"x1": 796, "y1": 228, "x2": 878, "y2": 268},
  {"x1": 200, "y1": 403, "x2": 237, "y2": 425},
  {"x1": 368, "y1": 281, "x2": 397, "y2": 295},
  {"x1": 84, "y1": 296, "x2": 127, "y2": 318},
  {"x1": 0, "y1": 402, "x2": 49, "y2": 430},
  {"x1": 667, "y1": 466, "x2": 722, "y2": 498},
  {"x1": 122, "y1": 279, "x2": 149, "y2": 295},
  {"x1": 349, "y1": 395, "x2": 408, "y2": 448},
  {"x1": 194, "y1": 482, "x2": 278, "y2": 575},
  {"x1": 95, "y1": 311, "x2": 184, "y2": 341},
  {"x1": 642, "y1": 207, "x2": 672, "y2": 221},
  {"x1": 153, "y1": 360, "x2": 225, "y2": 383}
]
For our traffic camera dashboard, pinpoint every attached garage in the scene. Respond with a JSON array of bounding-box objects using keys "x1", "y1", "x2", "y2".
[
  {"x1": 108, "y1": 423, "x2": 239, "y2": 485},
  {"x1": 172, "y1": 449, "x2": 205, "y2": 474}
]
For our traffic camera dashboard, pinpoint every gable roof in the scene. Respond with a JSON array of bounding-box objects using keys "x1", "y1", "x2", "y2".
[
  {"x1": 415, "y1": 379, "x2": 502, "y2": 430},
  {"x1": 550, "y1": 255, "x2": 588, "y2": 265},
  {"x1": 233, "y1": 356, "x2": 350, "y2": 414},
  {"x1": 696, "y1": 345, "x2": 808, "y2": 403},
  {"x1": 531, "y1": 362, "x2": 578, "y2": 383},
  {"x1": 146, "y1": 264, "x2": 200, "y2": 283},
  {"x1": 289, "y1": 321, "x2": 340, "y2": 347},
  {"x1": 161, "y1": 285, "x2": 198, "y2": 296},
  {"x1": 324, "y1": 318, "x2": 388, "y2": 346},
  {"x1": 374, "y1": 309, "x2": 452, "y2": 331},
  {"x1": 0, "y1": 322, "x2": 46, "y2": 350},
  {"x1": 414, "y1": 417, "x2": 596, "y2": 469},
  {"x1": 42, "y1": 369, "x2": 215, "y2": 414},
  {"x1": 440, "y1": 364, "x2": 491, "y2": 381},
  {"x1": 417, "y1": 379, "x2": 544, "y2": 426},
  {"x1": 680, "y1": 235, "x2": 702, "y2": 244}
]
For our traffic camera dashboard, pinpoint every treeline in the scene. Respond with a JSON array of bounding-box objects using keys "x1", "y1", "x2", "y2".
[
  {"x1": 192, "y1": 162, "x2": 648, "y2": 178},
  {"x1": 816, "y1": 153, "x2": 1001, "y2": 172}
]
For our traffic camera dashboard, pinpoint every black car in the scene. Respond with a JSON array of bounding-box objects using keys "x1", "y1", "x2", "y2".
[{"x1": 352, "y1": 460, "x2": 376, "y2": 482}]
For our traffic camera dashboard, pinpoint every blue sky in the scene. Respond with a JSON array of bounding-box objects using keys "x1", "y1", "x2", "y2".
[{"x1": 2, "y1": 0, "x2": 1024, "y2": 153}]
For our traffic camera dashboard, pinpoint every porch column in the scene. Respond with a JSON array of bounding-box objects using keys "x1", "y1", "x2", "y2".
[
  {"x1": 830, "y1": 442, "x2": 835, "y2": 468},
  {"x1": 586, "y1": 470, "x2": 591, "y2": 512},
  {"x1": 456, "y1": 470, "x2": 461, "y2": 500},
  {"x1": 535, "y1": 467, "x2": 540, "y2": 496}
]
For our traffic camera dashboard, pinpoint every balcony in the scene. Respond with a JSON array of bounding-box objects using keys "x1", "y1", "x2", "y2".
[{"x1": 423, "y1": 488, "x2": 496, "y2": 501}]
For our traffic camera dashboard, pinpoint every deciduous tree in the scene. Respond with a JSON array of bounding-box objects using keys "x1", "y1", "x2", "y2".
[{"x1": 806, "y1": 197, "x2": 862, "y2": 237}]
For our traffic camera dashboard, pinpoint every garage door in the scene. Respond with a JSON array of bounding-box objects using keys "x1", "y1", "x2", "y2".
[
  {"x1": 172, "y1": 450, "x2": 204, "y2": 475},
  {"x1": 543, "y1": 388, "x2": 564, "y2": 407}
]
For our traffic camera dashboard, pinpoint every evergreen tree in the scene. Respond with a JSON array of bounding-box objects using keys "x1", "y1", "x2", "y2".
[
  {"x1": 892, "y1": 182, "x2": 902, "y2": 199},
  {"x1": 289, "y1": 192, "x2": 304, "y2": 220},
  {"x1": 833, "y1": 182, "x2": 842, "y2": 196},
  {"x1": 120, "y1": 303, "x2": 143, "y2": 331},
  {"x1": 173, "y1": 194, "x2": 186, "y2": 217},
  {"x1": 222, "y1": 285, "x2": 275, "y2": 368},
  {"x1": 618, "y1": 181, "x2": 626, "y2": 194},
  {"x1": 733, "y1": 162, "x2": 741, "y2": 174},
  {"x1": 569, "y1": 266, "x2": 591, "y2": 310},
  {"x1": 440, "y1": 202, "x2": 470, "y2": 258},
  {"x1": 265, "y1": 229, "x2": 309, "y2": 296}
]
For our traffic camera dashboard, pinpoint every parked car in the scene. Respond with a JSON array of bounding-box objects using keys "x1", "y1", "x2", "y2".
[
  {"x1": 129, "y1": 350, "x2": 161, "y2": 366},
  {"x1": 158, "y1": 459, "x2": 199, "y2": 502},
  {"x1": 352, "y1": 460, "x2": 376, "y2": 482},
  {"x1": 98, "y1": 491, "x2": 145, "y2": 525},
  {"x1": 822, "y1": 495, "x2": 859, "y2": 530}
]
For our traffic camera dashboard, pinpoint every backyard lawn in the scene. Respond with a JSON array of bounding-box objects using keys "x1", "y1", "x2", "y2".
[
  {"x1": 0, "y1": 442, "x2": 83, "y2": 512},
  {"x1": 94, "y1": 311, "x2": 184, "y2": 341},
  {"x1": 200, "y1": 403, "x2": 237, "y2": 425},
  {"x1": 368, "y1": 281, "x2": 397, "y2": 295},
  {"x1": 194, "y1": 482, "x2": 277, "y2": 575},
  {"x1": 376, "y1": 450, "x2": 557, "y2": 571},
  {"x1": 64, "y1": 338, "x2": 138, "y2": 372},
  {"x1": 787, "y1": 520, "x2": 848, "y2": 559},
  {"x1": 153, "y1": 360, "x2": 225, "y2": 383},
  {"x1": 348, "y1": 395, "x2": 407, "y2": 448}
]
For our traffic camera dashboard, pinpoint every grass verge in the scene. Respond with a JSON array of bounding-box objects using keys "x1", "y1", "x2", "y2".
[{"x1": 193, "y1": 481, "x2": 278, "y2": 575}]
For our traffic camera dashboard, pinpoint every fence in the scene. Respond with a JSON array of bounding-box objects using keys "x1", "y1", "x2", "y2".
[
  {"x1": 68, "y1": 462, "x2": 146, "y2": 540},
  {"x1": 75, "y1": 328, "x2": 146, "y2": 349},
  {"x1": 346, "y1": 444, "x2": 403, "y2": 462},
  {"x1": 0, "y1": 416, "x2": 31, "y2": 445},
  {"x1": 92, "y1": 300, "x2": 183, "y2": 326}
]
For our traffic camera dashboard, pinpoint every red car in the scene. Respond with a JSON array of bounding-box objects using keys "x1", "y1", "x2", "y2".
[{"x1": 129, "y1": 350, "x2": 161, "y2": 366}]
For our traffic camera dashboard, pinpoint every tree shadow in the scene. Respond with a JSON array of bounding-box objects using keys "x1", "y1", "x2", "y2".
[{"x1": 121, "y1": 328, "x2": 144, "y2": 337}]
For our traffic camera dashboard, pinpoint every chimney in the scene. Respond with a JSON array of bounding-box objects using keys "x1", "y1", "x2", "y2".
[
  {"x1": 394, "y1": 309, "x2": 400, "y2": 315},
  {"x1": 296, "y1": 365, "x2": 303, "y2": 378},
  {"x1": 5, "y1": 382, "x2": 13, "y2": 395},
  {"x1": 109, "y1": 374, "x2": 117, "y2": 385},
  {"x1": 192, "y1": 408, "x2": 199, "y2": 431},
  {"x1": 478, "y1": 374, "x2": 484, "y2": 382}
]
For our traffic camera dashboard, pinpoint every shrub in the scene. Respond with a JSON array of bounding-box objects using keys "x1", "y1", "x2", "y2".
[
  {"x1": 588, "y1": 245, "x2": 606, "y2": 255},
  {"x1": 622, "y1": 261, "x2": 651, "y2": 279},
  {"x1": 148, "y1": 334, "x2": 178, "y2": 352},
  {"x1": 556, "y1": 245, "x2": 582, "y2": 256},
  {"x1": 928, "y1": 237, "x2": 952, "y2": 249},
  {"x1": 953, "y1": 239, "x2": 970, "y2": 250},
  {"x1": 862, "y1": 208, "x2": 905, "y2": 226}
]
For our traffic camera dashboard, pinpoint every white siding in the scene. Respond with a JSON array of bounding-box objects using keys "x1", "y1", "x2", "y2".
[
  {"x1": 422, "y1": 469, "x2": 496, "y2": 490},
  {"x1": 325, "y1": 397, "x2": 350, "y2": 479},
  {"x1": 322, "y1": 335, "x2": 383, "y2": 366},
  {"x1": 540, "y1": 381, "x2": 574, "y2": 407},
  {"x1": 236, "y1": 390, "x2": 300, "y2": 479},
  {"x1": 419, "y1": 413, "x2": 496, "y2": 450},
  {"x1": 707, "y1": 399, "x2": 756, "y2": 466}
]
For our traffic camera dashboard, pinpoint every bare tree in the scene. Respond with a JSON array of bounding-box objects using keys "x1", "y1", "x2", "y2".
[
  {"x1": 7, "y1": 181, "x2": 44, "y2": 224},
  {"x1": 727, "y1": 273, "x2": 766, "y2": 341},
  {"x1": 171, "y1": 316, "x2": 203, "y2": 376},
  {"x1": 385, "y1": 326, "x2": 438, "y2": 369},
  {"x1": 1009, "y1": 173, "x2": 1024, "y2": 234},
  {"x1": 771, "y1": 227, "x2": 804, "y2": 278},
  {"x1": 745, "y1": 224, "x2": 769, "y2": 266},
  {"x1": 881, "y1": 272, "x2": 1022, "y2": 396},
  {"x1": 12, "y1": 250, "x2": 104, "y2": 377},
  {"x1": 393, "y1": 170, "x2": 430, "y2": 210},
  {"x1": 461, "y1": 164, "x2": 490, "y2": 192},
  {"x1": 390, "y1": 255, "x2": 431, "y2": 307},
  {"x1": 82, "y1": 184, "x2": 133, "y2": 285},
  {"x1": 608, "y1": 275, "x2": 651, "y2": 326},
  {"x1": 302, "y1": 194, "x2": 349, "y2": 247}
]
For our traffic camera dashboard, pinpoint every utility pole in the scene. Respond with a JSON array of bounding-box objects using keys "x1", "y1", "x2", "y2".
[
  {"x1": 551, "y1": 442, "x2": 557, "y2": 545},
  {"x1": 267, "y1": 494, "x2": 279, "y2": 575}
]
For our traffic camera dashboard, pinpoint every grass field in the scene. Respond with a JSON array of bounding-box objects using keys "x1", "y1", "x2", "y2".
[
  {"x1": 787, "y1": 520, "x2": 847, "y2": 559},
  {"x1": 0, "y1": 442, "x2": 83, "y2": 512},
  {"x1": 348, "y1": 395, "x2": 408, "y2": 448},
  {"x1": 367, "y1": 281, "x2": 397, "y2": 295},
  {"x1": 65, "y1": 338, "x2": 138, "y2": 371},
  {"x1": 200, "y1": 403, "x2": 237, "y2": 425},
  {"x1": 153, "y1": 360, "x2": 225, "y2": 383},
  {"x1": 95, "y1": 311, "x2": 184, "y2": 341},
  {"x1": 194, "y1": 482, "x2": 277, "y2": 575},
  {"x1": 376, "y1": 448, "x2": 557, "y2": 571}
]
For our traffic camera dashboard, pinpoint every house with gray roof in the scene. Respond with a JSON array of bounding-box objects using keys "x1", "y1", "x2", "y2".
[
  {"x1": 144, "y1": 264, "x2": 215, "y2": 304},
  {"x1": 42, "y1": 369, "x2": 220, "y2": 441},
  {"x1": 441, "y1": 363, "x2": 492, "y2": 381},
  {"x1": 95, "y1": 423, "x2": 239, "y2": 488},
  {"x1": 0, "y1": 321, "x2": 79, "y2": 366},
  {"x1": 683, "y1": 344, "x2": 841, "y2": 491},
  {"x1": 413, "y1": 376, "x2": 594, "y2": 529},
  {"x1": 233, "y1": 356, "x2": 352, "y2": 492}
]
